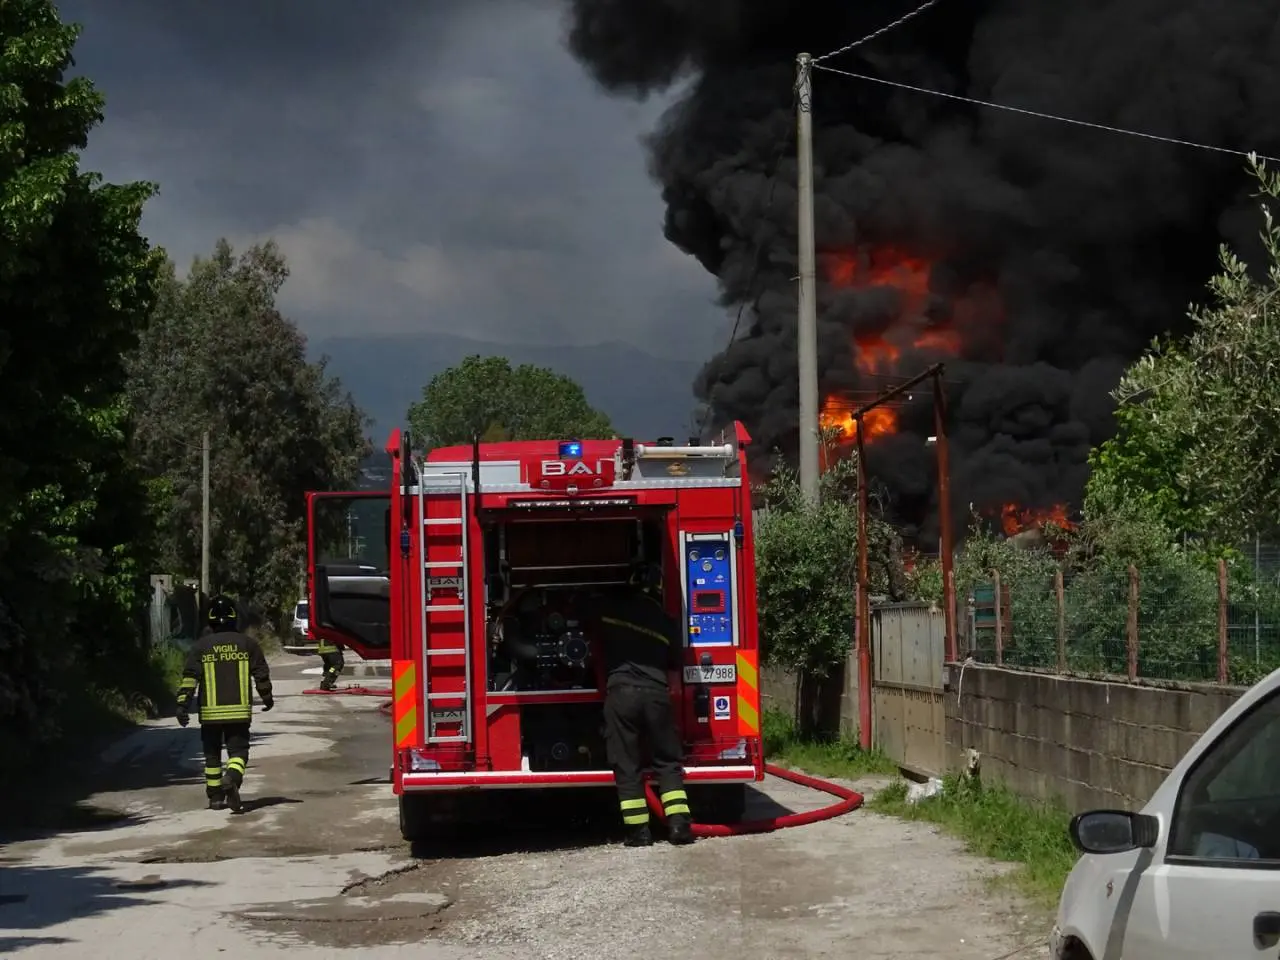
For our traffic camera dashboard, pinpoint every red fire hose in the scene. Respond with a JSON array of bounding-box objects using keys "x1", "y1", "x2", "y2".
[
  {"x1": 302, "y1": 686, "x2": 393, "y2": 697},
  {"x1": 363, "y1": 691, "x2": 863, "y2": 836},
  {"x1": 644, "y1": 763, "x2": 865, "y2": 837}
]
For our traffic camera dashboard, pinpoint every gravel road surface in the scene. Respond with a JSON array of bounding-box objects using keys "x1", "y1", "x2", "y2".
[{"x1": 1, "y1": 655, "x2": 1049, "y2": 959}]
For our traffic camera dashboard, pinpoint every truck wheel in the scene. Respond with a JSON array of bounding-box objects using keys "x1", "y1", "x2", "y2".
[
  {"x1": 399, "y1": 795, "x2": 434, "y2": 843},
  {"x1": 689, "y1": 783, "x2": 748, "y2": 825}
]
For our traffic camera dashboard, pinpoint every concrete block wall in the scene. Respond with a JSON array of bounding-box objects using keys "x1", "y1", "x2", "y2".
[
  {"x1": 762, "y1": 667, "x2": 799, "y2": 722},
  {"x1": 762, "y1": 663, "x2": 861, "y2": 738},
  {"x1": 945, "y1": 663, "x2": 1245, "y2": 812}
]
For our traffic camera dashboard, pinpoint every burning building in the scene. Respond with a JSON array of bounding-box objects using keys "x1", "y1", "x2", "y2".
[{"x1": 565, "y1": 0, "x2": 1280, "y2": 544}]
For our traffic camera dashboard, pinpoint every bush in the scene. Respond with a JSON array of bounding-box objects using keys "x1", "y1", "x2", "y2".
[{"x1": 755, "y1": 456, "x2": 903, "y2": 677}]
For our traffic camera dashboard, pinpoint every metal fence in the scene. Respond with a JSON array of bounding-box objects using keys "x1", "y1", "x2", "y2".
[{"x1": 967, "y1": 559, "x2": 1280, "y2": 685}]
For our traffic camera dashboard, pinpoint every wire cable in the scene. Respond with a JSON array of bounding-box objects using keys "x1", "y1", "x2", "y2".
[
  {"x1": 812, "y1": 0, "x2": 945, "y2": 64},
  {"x1": 813, "y1": 62, "x2": 1280, "y2": 163}
]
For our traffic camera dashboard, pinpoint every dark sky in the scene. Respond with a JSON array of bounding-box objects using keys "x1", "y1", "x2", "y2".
[{"x1": 59, "y1": 0, "x2": 726, "y2": 358}]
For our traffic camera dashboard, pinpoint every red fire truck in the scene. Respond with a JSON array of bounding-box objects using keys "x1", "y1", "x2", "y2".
[{"x1": 305, "y1": 426, "x2": 764, "y2": 841}]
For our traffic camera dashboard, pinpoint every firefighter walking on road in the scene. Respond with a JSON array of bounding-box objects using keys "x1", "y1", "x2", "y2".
[
  {"x1": 175, "y1": 595, "x2": 274, "y2": 813},
  {"x1": 317, "y1": 636, "x2": 345, "y2": 691},
  {"x1": 584, "y1": 564, "x2": 694, "y2": 847}
]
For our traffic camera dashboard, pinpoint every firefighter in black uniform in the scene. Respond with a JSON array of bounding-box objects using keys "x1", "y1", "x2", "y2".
[
  {"x1": 317, "y1": 636, "x2": 344, "y2": 691},
  {"x1": 175, "y1": 595, "x2": 274, "y2": 812},
  {"x1": 585, "y1": 563, "x2": 694, "y2": 847}
]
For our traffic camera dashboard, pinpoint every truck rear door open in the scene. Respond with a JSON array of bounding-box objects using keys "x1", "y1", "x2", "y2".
[{"x1": 306, "y1": 491, "x2": 392, "y2": 661}]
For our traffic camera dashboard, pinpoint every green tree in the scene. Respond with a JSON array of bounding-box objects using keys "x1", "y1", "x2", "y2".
[
  {"x1": 1085, "y1": 156, "x2": 1280, "y2": 544},
  {"x1": 407, "y1": 354, "x2": 614, "y2": 448},
  {"x1": 127, "y1": 240, "x2": 369, "y2": 627},
  {"x1": 0, "y1": 0, "x2": 165, "y2": 751},
  {"x1": 755, "y1": 456, "x2": 903, "y2": 678}
]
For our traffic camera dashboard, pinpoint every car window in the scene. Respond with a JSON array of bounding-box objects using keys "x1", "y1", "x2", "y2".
[
  {"x1": 1168, "y1": 690, "x2": 1280, "y2": 862},
  {"x1": 296, "y1": 602, "x2": 309, "y2": 619}
]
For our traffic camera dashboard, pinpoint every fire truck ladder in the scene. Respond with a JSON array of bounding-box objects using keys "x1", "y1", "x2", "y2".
[{"x1": 416, "y1": 467, "x2": 473, "y2": 746}]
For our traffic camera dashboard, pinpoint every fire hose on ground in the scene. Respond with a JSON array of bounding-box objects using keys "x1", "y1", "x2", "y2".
[
  {"x1": 302, "y1": 685, "x2": 393, "y2": 697},
  {"x1": 645, "y1": 763, "x2": 865, "y2": 838},
  {"x1": 360, "y1": 685, "x2": 865, "y2": 836}
]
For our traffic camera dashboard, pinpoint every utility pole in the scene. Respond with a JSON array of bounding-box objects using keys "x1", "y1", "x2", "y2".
[
  {"x1": 201, "y1": 429, "x2": 211, "y2": 600},
  {"x1": 796, "y1": 52, "x2": 820, "y2": 502},
  {"x1": 855, "y1": 416, "x2": 872, "y2": 751},
  {"x1": 932, "y1": 370, "x2": 958, "y2": 663}
]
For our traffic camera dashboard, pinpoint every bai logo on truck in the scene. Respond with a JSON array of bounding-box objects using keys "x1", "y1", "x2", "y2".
[
  {"x1": 539, "y1": 460, "x2": 609, "y2": 477},
  {"x1": 532, "y1": 457, "x2": 617, "y2": 489}
]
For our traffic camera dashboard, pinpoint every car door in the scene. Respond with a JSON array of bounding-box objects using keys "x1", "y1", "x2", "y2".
[{"x1": 1121, "y1": 688, "x2": 1280, "y2": 959}]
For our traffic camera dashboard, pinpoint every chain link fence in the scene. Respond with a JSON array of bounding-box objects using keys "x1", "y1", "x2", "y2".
[{"x1": 967, "y1": 558, "x2": 1280, "y2": 685}]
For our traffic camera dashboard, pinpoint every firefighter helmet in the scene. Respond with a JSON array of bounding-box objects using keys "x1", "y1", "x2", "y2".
[{"x1": 206, "y1": 595, "x2": 238, "y2": 631}]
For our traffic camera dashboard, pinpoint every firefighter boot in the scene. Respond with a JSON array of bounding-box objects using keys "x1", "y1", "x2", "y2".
[
  {"x1": 208, "y1": 790, "x2": 227, "y2": 811},
  {"x1": 623, "y1": 823, "x2": 653, "y2": 847},
  {"x1": 667, "y1": 814, "x2": 694, "y2": 845},
  {"x1": 222, "y1": 775, "x2": 243, "y2": 814},
  {"x1": 319, "y1": 674, "x2": 336, "y2": 692}
]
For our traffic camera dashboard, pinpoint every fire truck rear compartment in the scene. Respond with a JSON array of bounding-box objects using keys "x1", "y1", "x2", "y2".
[{"x1": 485, "y1": 515, "x2": 652, "y2": 770}]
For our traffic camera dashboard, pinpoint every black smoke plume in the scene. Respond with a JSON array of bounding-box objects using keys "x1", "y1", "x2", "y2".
[{"x1": 564, "y1": 0, "x2": 1280, "y2": 543}]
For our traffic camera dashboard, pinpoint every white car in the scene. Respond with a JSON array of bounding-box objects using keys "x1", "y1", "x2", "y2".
[
  {"x1": 285, "y1": 599, "x2": 313, "y2": 654},
  {"x1": 1051, "y1": 666, "x2": 1280, "y2": 959}
]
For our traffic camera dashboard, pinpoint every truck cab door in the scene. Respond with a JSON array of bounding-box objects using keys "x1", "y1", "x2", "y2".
[{"x1": 307, "y1": 491, "x2": 392, "y2": 661}]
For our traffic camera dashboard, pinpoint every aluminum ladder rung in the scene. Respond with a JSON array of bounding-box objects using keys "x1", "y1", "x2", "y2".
[{"x1": 417, "y1": 463, "x2": 474, "y2": 748}]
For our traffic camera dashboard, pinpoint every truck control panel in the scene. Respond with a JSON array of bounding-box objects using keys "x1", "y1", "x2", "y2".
[{"x1": 684, "y1": 533, "x2": 735, "y2": 647}]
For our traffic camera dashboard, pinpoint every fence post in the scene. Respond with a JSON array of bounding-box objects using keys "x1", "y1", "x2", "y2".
[
  {"x1": 1055, "y1": 567, "x2": 1066, "y2": 672},
  {"x1": 1127, "y1": 564, "x2": 1140, "y2": 681},
  {"x1": 992, "y1": 568, "x2": 1003, "y2": 666},
  {"x1": 1218, "y1": 558, "x2": 1229, "y2": 684}
]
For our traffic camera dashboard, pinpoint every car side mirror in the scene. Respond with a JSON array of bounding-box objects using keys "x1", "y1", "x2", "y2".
[{"x1": 1069, "y1": 810, "x2": 1159, "y2": 855}]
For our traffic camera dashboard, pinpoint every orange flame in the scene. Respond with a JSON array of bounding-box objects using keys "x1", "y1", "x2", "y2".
[
  {"x1": 999, "y1": 503, "x2": 1076, "y2": 537},
  {"x1": 829, "y1": 247, "x2": 932, "y2": 317},
  {"x1": 822, "y1": 247, "x2": 965, "y2": 445},
  {"x1": 819, "y1": 397, "x2": 898, "y2": 443},
  {"x1": 820, "y1": 246, "x2": 1001, "y2": 456}
]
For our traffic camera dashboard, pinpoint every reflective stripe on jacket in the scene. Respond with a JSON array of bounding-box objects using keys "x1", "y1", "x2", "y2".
[{"x1": 176, "y1": 629, "x2": 273, "y2": 723}]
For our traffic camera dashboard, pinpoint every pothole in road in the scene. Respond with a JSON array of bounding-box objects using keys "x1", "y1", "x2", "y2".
[
  {"x1": 242, "y1": 891, "x2": 451, "y2": 924},
  {"x1": 137, "y1": 852, "x2": 232, "y2": 864},
  {"x1": 234, "y1": 862, "x2": 457, "y2": 949}
]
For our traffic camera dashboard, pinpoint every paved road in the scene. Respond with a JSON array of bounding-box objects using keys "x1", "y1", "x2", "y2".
[{"x1": 0, "y1": 655, "x2": 1047, "y2": 959}]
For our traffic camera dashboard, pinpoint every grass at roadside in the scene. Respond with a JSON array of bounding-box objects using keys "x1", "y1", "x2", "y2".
[
  {"x1": 762, "y1": 707, "x2": 900, "y2": 779},
  {"x1": 762, "y1": 707, "x2": 1077, "y2": 908},
  {"x1": 1, "y1": 638, "x2": 188, "y2": 822},
  {"x1": 869, "y1": 776, "x2": 1077, "y2": 907},
  {"x1": 49, "y1": 638, "x2": 187, "y2": 740}
]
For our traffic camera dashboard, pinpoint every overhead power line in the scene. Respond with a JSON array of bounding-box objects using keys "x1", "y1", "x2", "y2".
[
  {"x1": 812, "y1": 0, "x2": 945, "y2": 65},
  {"x1": 813, "y1": 62, "x2": 1280, "y2": 163}
]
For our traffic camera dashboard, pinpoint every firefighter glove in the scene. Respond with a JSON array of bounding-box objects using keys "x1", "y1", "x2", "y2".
[
  {"x1": 261, "y1": 695, "x2": 274, "y2": 712},
  {"x1": 176, "y1": 709, "x2": 189, "y2": 727}
]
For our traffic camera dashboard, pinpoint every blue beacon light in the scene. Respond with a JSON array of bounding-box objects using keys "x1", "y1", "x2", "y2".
[{"x1": 558, "y1": 440, "x2": 583, "y2": 458}]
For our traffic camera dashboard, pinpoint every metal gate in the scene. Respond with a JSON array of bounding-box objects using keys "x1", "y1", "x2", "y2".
[{"x1": 871, "y1": 602, "x2": 946, "y2": 777}]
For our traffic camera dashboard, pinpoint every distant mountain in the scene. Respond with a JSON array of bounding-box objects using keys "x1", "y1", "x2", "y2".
[{"x1": 309, "y1": 333, "x2": 705, "y2": 445}]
